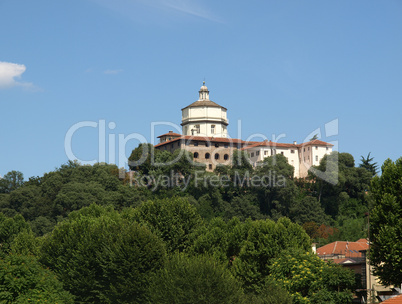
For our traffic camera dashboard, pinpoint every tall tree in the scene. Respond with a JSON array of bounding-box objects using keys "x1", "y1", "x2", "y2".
[
  {"x1": 128, "y1": 143, "x2": 156, "y2": 174},
  {"x1": 359, "y1": 152, "x2": 378, "y2": 177},
  {"x1": 370, "y1": 157, "x2": 402, "y2": 286},
  {"x1": 0, "y1": 171, "x2": 24, "y2": 193}
]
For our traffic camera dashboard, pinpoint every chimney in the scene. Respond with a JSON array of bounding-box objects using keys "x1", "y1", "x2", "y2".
[{"x1": 293, "y1": 141, "x2": 297, "y2": 145}]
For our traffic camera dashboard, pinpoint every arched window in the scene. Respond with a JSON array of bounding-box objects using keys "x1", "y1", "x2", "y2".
[
  {"x1": 205, "y1": 153, "x2": 210, "y2": 159},
  {"x1": 215, "y1": 153, "x2": 220, "y2": 160},
  {"x1": 224, "y1": 154, "x2": 229, "y2": 160},
  {"x1": 194, "y1": 152, "x2": 199, "y2": 159}
]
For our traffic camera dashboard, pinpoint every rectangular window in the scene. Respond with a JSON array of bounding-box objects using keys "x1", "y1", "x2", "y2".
[
  {"x1": 215, "y1": 143, "x2": 219, "y2": 148},
  {"x1": 326, "y1": 147, "x2": 329, "y2": 150},
  {"x1": 177, "y1": 142, "x2": 180, "y2": 147},
  {"x1": 194, "y1": 142, "x2": 198, "y2": 146},
  {"x1": 316, "y1": 155, "x2": 318, "y2": 161},
  {"x1": 208, "y1": 164, "x2": 212, "y2": 170},
  {"x1": 308, "y1": 147, "x2": 310, "y2": 151},
  {"x1": 205, "y1": 142, "x2": 210, "y2": 147},
  {"x1": 315, "y1": 146, "x2": 318, "y2": 150},
  {"x1": 281, "y1": 152, "x2": 284, "y2": 155},
  {"x1": 291, "y1": 150, "x2": 295, "y2": 154},
  {"x1": 264, "y1": 151, "x2": 268, "y2": 155},
  {"x1": 224, "y1": 144, "x2": 229, "y2": 148},
  {"x1": 256, "y1": 151, "x2": 260, "y2": 156},
  {"x1": 195, "y1": 125, "x2": 200, "y2": 134},
  {"x1": 303, "y1": 148, "x2": 305, "y2": 152},
  {"x1": 211, "y1": 125, "x2": 215, "y2": 134},
  {"x1": 251, "y1": 152, "x2": 255, "y2": 157}
]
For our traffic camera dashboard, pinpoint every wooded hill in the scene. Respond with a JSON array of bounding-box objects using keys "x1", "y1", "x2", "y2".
[{"x1": 0, "y1": 148, "x2": 399, "y2": 303}]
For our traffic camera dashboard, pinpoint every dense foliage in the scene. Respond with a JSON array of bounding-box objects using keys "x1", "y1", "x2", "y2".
[
  {"x1": 269, "y1": 250, "x2": 355, "y2": 304},
  {"x1": 0, "y1": 254, "x2": 74, "y2": 303},
  {"x1": 0, "y1": 147, "x2": 390, "y2": 303},
  {"x1": 40, "y1": 204, "x2": 167, "y2": 303},
  {"x1": 370, "y1": 157, "x2": 402, "y2": 286}
]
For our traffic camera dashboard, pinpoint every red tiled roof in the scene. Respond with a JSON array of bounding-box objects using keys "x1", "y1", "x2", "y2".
[
  {"x1": 381, "y1": 294, "x2": 402, "y2": 304},
  {"x1": 241, "y1": 140, "x2": 297, "y2": 150},
  {"x1": 240, "y1": 139, "x2": 334, "y2": 151},
  {"x1": 297, "y1": 139, "x2": 334, "y2": 147},
  {"x1": 154, "y1": 135, "x2": 258, "y2": 148},
  {"x1": 157, "y1": 131, "x2": 182, "y2": 138},
  {"x1": 317, "y1": 240, "x2": 369, "y2": 258}
]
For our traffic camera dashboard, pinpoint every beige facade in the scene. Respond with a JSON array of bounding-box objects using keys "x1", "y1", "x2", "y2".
[
  {"x1": 155, "y1": 135, "x2": 247, "y2": 171},
  {"x1": 243, "y1": 139, "x2": 333, "y2": 178}
]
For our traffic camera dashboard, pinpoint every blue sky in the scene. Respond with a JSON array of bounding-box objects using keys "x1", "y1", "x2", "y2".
[{"x1": 1, "y1": 0, "x2": 401, "y2": 179}]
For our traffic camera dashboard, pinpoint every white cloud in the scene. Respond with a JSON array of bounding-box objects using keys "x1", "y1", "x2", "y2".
[
  {"x1": 0, "y1": 61, "x2": 36, "y2": 90},
  {"x1": 103, "y1": 69, "x2": 123, "y2": 75},
  {"x1": 160, "y1": 0, "x2": 223, "y2": 23},
  {"x1": 88, "y1": 0, "x2": 223, "y2": 24}
]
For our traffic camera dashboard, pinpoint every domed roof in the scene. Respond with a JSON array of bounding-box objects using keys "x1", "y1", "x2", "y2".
[
  {"x1": 181, "y1": 82, "x2": 227, "y2": 110},
  {"x1": 199, "y1": 81, "x2": 208, "y2": 91}
]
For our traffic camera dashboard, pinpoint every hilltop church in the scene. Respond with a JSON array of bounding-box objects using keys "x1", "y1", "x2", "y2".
[{"x1": 155, "y1": 82, "x2": 333, "y2": 178}]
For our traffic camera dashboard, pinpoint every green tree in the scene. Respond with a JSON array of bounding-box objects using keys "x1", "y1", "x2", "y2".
[
  {"x1": 370, "y1": 157, "x2": 402, "y2": 286},
  {"x1": 359, "y1": 152, "x2": 378, "y2": 177},
  {"x1": 148, "y1": 253, "x2": 244, "y2": 304},
  {"x1": 254, "y1": 154, "x2": 297, "y2": 218},
  {"x1": 0, "y1": 171, "x2": 24, "y2": 193},
  {"x1": 232, "y1": 150, "x2": 253, "y2": 172},
  {"x1": 269, "y1": 250, "x2": 355, "y2": 304},
  {"x1": 128, "y1": 143, "x2": 156, "y2": 174},
  {"x1": 129, "y1": 197, "x2": 202, "y2": 253},
  {"x1": 232, "y1": 217, "x2": 311, "y2": 291},
  {"x1": 223, "y1": 193, "x2": 264, "y2": 221},
  {"x1": 309, "y1": 152, "x2": 371, "y2": 218},
  {"x1": 290, "y1": 196, "x2": 328, "y2": 225},
  {"x1": 0, "y1": 213, "x2": 31, "y2": 256},
  {"x1": 53, "y1": 181, "x2": 106, "y2": 217},
  {"x1": 0, "y1": 254, "x2": 74, "y2": 304},
  {"x1": 242, "y1": 279, "x2": 293, "y2": 304},
  {"x1": 40, "y1": 204, "x2": 167, "y2": 304},
  {"x1": 8, "y1": 185, "x2": 46, "y2": 221}
]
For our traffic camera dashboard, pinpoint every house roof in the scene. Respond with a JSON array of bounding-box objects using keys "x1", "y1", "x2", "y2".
[
  {"x1": 181, "y1": 99, "x2": 227, "y2": 110},
  {"x1": 157, "y1": 131, "x2": 182, "y2": 138},
  {"x1": 241, "y1": 139, "x2": 334, "y2": 151},
  {"x1": 154, "y1": 135, "x2": 258, "y2": 148},
  {"x1": 298, "y1": 139, "x2": 334, "y2": 147},
  {"x1": 317, "y1": 239, "x2": 369, "y2": 259},
  {"x1": 241, "y1": 140, "x2": 297, "y2": 150},
  {"x1": 381, "y1": 294, "x2": 402, "y2": 304}
]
